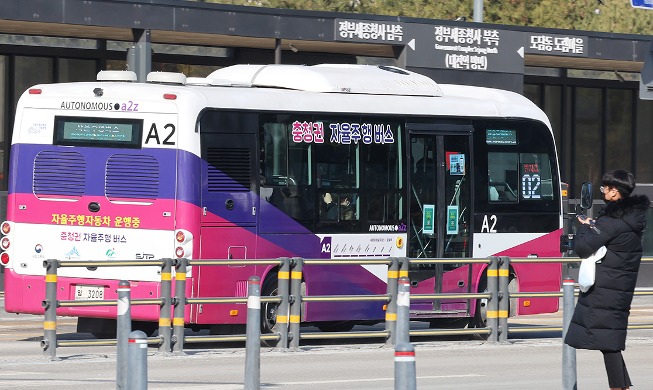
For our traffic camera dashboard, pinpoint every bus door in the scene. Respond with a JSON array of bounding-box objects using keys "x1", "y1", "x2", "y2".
[
  {"x1": 408, "y1": 125, "x2": 472, "y2": 313},
  {"x1": 195, "y1": 111, "x2": 259, "y2": 324}
]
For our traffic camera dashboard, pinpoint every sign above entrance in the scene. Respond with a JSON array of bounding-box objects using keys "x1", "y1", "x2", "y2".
[
  {"x1": 403, "y1": 24, "x2": 525, "y2": 74},
  {"x1": 335, "y1": 19, "x2": 405, "y2": 43},
  {"x1": 631, "y1": 0, "x2": 653, "y2": 10},
  {"x1": 525, "y1": 32, "x2": 587, "y2": 57}
]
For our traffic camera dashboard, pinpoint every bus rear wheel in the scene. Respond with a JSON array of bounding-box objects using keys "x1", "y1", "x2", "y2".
[{"x1": 261, "y1": 273, "x2": 279, "y2": 335}]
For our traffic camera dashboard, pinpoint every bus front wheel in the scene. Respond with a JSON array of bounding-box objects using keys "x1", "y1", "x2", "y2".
[{"x1": 471, "y1": 274, "x2": 517, "y2": 338}]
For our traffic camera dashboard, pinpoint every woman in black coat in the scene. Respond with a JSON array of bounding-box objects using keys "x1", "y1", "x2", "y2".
[{"x1": 564, "y1": 170, "x2": 649, "y2": 390}]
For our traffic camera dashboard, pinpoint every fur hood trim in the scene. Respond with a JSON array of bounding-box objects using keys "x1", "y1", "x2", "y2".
[{"x1": 602, "y1": 194, "x2": 650, "y2": 219}]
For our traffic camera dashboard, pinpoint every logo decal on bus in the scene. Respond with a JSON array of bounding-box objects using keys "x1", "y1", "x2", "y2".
[
  {"x1": 64, "y1": 246, "x2": 81, "y2": 260},
  {"x1": 368, "y1": 224, "x2": 407, "y2": 232},
  {"x1": 59, "y1": 101, "x2": 140, "y2": 112}
]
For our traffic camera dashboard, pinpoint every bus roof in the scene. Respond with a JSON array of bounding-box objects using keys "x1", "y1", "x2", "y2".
[
  {"x1": 18, "y1": 64, "x2": 551, "y2": 129},
  {"x1": 206, "y1": 64, "x2": 444, "y2": 97}
]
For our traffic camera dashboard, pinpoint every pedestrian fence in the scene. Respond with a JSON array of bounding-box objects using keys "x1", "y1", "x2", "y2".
[{"x1": 41, "y1": 256, "x2": 653, "y2": 389}]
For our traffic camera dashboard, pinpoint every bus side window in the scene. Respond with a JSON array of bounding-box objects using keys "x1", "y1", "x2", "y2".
[
  {"x1": 261, "y1": 118, "x2": 314, "y2": 224},
  {"x1": 315, "y1": 135, "x2": 359, "y2": 224}
]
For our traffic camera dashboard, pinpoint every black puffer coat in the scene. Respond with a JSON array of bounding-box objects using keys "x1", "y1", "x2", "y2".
[{"x1": 564, "y1": 194, "x2": 649, "y2": 351}]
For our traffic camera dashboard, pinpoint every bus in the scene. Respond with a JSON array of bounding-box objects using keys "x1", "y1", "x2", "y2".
[{"x1": 1, "y1": 64, "x2": 562, "y2": 335}]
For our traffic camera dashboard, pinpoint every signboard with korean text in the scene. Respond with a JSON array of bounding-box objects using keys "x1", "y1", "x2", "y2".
[
  {"x1": 525, "y1": 33, "x2": 587, "y2": 57},
  {"x1": 403, "y1": 24, "x2": 525, "y2": 74},
  {"x1": 335, "y1": 19, "x2": 405, "y2": 44}
]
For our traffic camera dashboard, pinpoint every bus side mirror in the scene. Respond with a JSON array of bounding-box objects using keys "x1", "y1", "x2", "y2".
[{"x1": 580, "y1": 182, "x2": 593, "y2": 211}]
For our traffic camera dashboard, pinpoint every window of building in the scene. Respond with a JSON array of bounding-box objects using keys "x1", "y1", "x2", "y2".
[
  {"x1": 58, "y1": 58, "x2": 97, "y2": 82},
  {"x1": 13, "y1": 56, "x2": 53, "y2": 106},
  {"x1": 636, "y1": 98, "x2": 653, "y2": 183},
  {"x1": 573, "y1": 87, "x2": 602, "y2": 190},
  {"x1": 605, "y1": 89, "x2": 633, "y2": 173}
]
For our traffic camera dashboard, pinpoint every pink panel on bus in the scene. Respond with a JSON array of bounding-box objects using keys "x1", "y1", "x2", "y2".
[
  {"x1": 495, "y1": 228, "x2": 563, "y2": 316},
  {"x1": 7, "y1": 193, "x2": 176, "y2": 230},
  {"x1": 4, "y1": 268, "x2": 165, "y2": 321}
]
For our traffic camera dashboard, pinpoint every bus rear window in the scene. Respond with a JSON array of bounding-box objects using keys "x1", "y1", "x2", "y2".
[{"x1": 54, "y1": 116, "x2": 143, "y2": 148}]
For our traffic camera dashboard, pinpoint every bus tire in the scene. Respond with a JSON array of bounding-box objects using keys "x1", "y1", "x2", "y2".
[
  {"x1": 471, "y1": 272, "x2": 516, "y2": 339},
  {"x1": 261, "y1": 272, "x2": 279, "y2": 335}
]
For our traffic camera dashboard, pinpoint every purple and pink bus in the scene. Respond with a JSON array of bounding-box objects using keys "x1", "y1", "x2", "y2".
[{"x1": 2, "y1": 64, "x2": 563, "y2": 335}]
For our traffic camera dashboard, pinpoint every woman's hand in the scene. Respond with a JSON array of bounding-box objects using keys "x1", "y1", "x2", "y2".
[{"x1": 577, "y1": 215, "x2": 594, "y2": 225}]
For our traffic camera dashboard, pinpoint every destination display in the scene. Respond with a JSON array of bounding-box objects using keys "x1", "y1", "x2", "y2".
[
  {"x1": 54, "y1": 116, "x2": 143, "y2": 148},
  {"x1": 486, "y1": 129, "x2": 517, "y2": 145}
]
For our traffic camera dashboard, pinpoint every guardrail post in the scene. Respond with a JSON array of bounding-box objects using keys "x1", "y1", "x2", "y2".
[
  {"x1": 276, "y1": 257, "x2": 290, "y2": 349},
  {"x1": 396, "y1": 276, "x2": 411, "y2": 346},
  {"x1": 487, "y1": 256, "x2": 499, "y2": 342},
  {"x1": 399, "y1": 256, "x2": 409, "y2": 279},
  {"x1": 117, "y1": 280, "x2": 132, "y2": 390},
  {"x1": 562, "y1": 278, "x2": 577, "y2": 390},
  {"x1": 385, "y1": 257, "x2": 399, "y2": 346},
  {"x1": 394, "y1": 342, "x2": 417, "y2": 390},
  {"x1": 172, "y1": 258, "x2": 187, "y2": 354},
  {"x1": 244, "y1": 276, "x2": 261, "y2": 390},
  {"x1": 289, "y1": 257, "x2": 303, "y2": 350},
  {"x1": 41, "y1": 259, "x2": 59, "y2": 360},
  {"x1": 498, "y1": 256, "x2": 510, "y2": 343},
  {"x1": 127, "y1": 330, "x2": 148, "y2": 390},
  {"x1": 158, "y1": 258, "x2": 173, "y2": 353}
]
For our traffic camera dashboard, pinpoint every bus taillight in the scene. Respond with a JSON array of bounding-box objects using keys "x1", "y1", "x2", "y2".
[
  {"x1": 1, "y1": 237, "x2": 10, "y2": 250},
  {"x1": 0, "y1": 252, "x2": 9, "y2": 265},
  {"x1": 28, "y1": 88, "x2": 42, "y2": 94},
  {"x1": 174, "y1": 229, "x2": 193, "y2": 259},
  {"x1": 176, "y1": 231, "x2": 185, "y2": 243},
  {"x1": 1, "y1": 222, "x2": 10, "y2": 235}
]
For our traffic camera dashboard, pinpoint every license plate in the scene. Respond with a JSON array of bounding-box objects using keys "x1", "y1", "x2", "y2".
[{"x1": 74, "y1": 285, "x2": 104, "y2": 300}]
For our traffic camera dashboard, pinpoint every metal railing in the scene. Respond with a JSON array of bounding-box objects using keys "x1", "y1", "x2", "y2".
[
  {"x1": 42, "y1": 255, "x2": 653, "y2": 357},
  {"x1": 41, "y1": 258, "x2": 173, "y2": 359},
  {"x1": 171, "y1": 257, "x2": 288, "y2": 352}
]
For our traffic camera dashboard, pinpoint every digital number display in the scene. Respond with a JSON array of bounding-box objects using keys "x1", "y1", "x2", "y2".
[
  {"x1": 521, "y1": 163, "x2": 541, "y2": 199},
  {"x1": 54, "y1": 116, "x2": 143, "y2": 148},
  {"x1": 486, "y1": 129, "x2": 517, "y2": 145}
]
